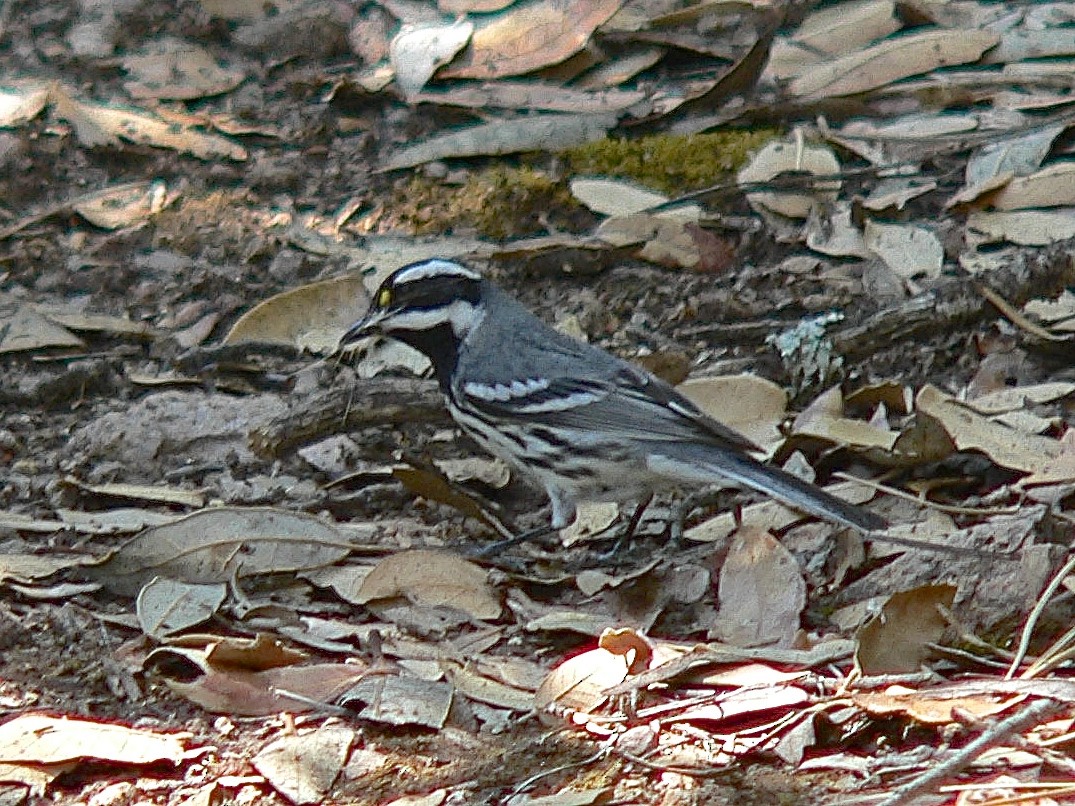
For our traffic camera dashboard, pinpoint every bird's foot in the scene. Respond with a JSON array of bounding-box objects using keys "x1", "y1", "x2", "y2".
[{"x1": 467, "y1": 523, "x2": 557, "y2": 559}]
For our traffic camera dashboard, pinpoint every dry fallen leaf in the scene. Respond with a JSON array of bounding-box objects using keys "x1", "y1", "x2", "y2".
[
  {"x1": 62, "y1": 477, "x2": 204, "y2": 508},
  {"x1": 788, "y1": 29, "x2": 999, "y2": 99},
  {"x1": 121, "y1": 37, "x2": 246, "y2": 100},
  {"x1": 136, "y1": 578, "x2": 227, "y2": 637},
  {"x1": 966, "y1": 382, "x2": 1075, "y2": 415},
  {"x1": 986, "y1": 25, "x2": 1075, "y2": 64},
  {"x1": 381, "y1": 112, "x2": 616, "y2": 171},
  {"x1": 853, "y1": 684, "x2": 1022, "y2": 724},
  {"x1": 148, "y1": 646, "x2": 366, "y2": 715},
  {"x1": 0, "y1": 713, "x2": 193, "y2": 765},
  {"x1": 534, "y1": 647, "x2": 628, "y2": 716},
  {"x1": 439, "y1": 0, "x2": 514, "y2": 11},
  {"x1": 570, "y1": 177, "x2": 669, "y2": 216},
  {"x1": 382, "y1": 790, "x2": 448, "y2": 806},
  {"x1": 792, "y1": 385, "x2": 898, "y2": 451},
  {"x1": 440, "y1": 0, "x2": 624, "y2": 80},
  {"x1": 390, "y1": 20, "x2": 474, "y2": 96},
  {"x1": 392, "y1": 464, "x2": 508, "y2": 537},
  {"x1": 86, "y1": 507, "x2": 352, "y2": 596},
  {"x1": 840, "y1": 111, "x2": 978, "y2": 140},
  {"x1": 340, "y1": 674, "x2": 454, "y2": 729},
  {"x1": 860, "y1": 177, "x2": 937, "y2": 212},
  {"x1": 72, "y1": 180, "x2": 169, "y2": 229},
  {"x1": 253, "y1": 725, "x2": 354, "y2": 805},
  {"x1": 0, "y1": 306, "x2": 85, "y2": 354},
  {"x1": 989, "y1": 162, "x2": 1075, "y2": 211},
  {"x1": 712, "y1": 526, "x2": 806, "y2": 649},
  {"x1": 766, "y1": 0, "x2": 900, "y2": 80},
  {"x1": 0, "y1": 553, "x2": 92, "y2": 583},
  {"x1": 916, "y1": 384, "x2": 1062, "y2": 474},
  {"x1": 864, "y1": 221, "x2": 944, "y2": 282},
  {"x1": 357, "y1": 550, "x2": 502, "y2": 620},
  {"x1": 738, "y1": 138, "x2": 841, "y2": 219},
  {"x1": 965, "y1": 125, "x2": 1063, "y2": 187},
  {"x1": 440, "y1": 660, "x2": 534, "y2": 710},
  {"x1": 414, "y1": 81, "x2": 645, "y2": 113},
  {"x1": 855, "y1": 584, "x2": 956, "y2": 674},
  {"x1": 966, "y1": 210, "x2": 1075, "y2": 246},
  {"x1": 50, "y1": 84, "x2": 247, "y2": 160},
  {"x1": 672, "y1": 684, "x2": 809, "y2": 727},
  {"x1": 0, "y1": 761, "x2": 65, "y2": 798},
  {"x1": 678, "y1": 374, "x2": 787, "y2": 451},
  {"x1": 0, "y1": 81, "x2": 51, "y2": 126},
  {"x1": 559, "y1": 501, "x2": 618, "y2": 546},
  {"x1": 1020, "y1": 431, "x2": 1075, "y2": 488},
  {"x1": 224, "y1": 275, "x2": 369, "y2": 353},
  {"x1": 598, "y1": 626, "x2": 656, "y2": 675},
  {"x1": 805, "y1": 201, "x2": 868, "y2": 258}
]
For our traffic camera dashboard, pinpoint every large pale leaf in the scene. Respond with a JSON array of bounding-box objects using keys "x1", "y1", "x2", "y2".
[
  {"x1": 440, "y1": 0, "x2": 623, "y2": 80},
  {"x1": 855, "y1": 584, "x2": 956, "y2": 674},
  {"x1": 382, "y1": 113, "x2": 615, "y2": 171},
  {"x1": 712, "y1": 527, "x2": 806, "y2": 649},
  {"x1": 390, "y1": 20, "x2": 473, "y2": 96},
  {"x1": 967, "y1": 210, "x2": 1075, "y2": 246},
  {"x1": 136, "y1": 577, "x2": 227, "y2": 637},
  {"x1": 0, "y1": 714, "x2": 192, "y2": 765},
  {"x1": 0, "y1": 306, "x2": 84, "y2": 354},
  {"x1": 121, "y1": 37, "x2": 245, "y2": 100},
  {"x1": 990, "y1": 162, "x2": 1075, "y2": 211},
  {"x1": 51, "y1": 84, "x2": 246, "y2": 160},
  {"x1": 916, "y1": 384, "x2": 1062, "y2": 474},
  {"x1": 224, "y1": 275, "x2": 368, "y2": 353},
  {"x1": 86, "y1": 507, "x2": 352, "y2": 595},
  {"x1": 0, "y1": 81, "x2": 50, "y2": 126},
  {"x1": 253, "y1": 725, "x2": 354, "y2": 805},
  {"x1": 357, "y1": 550, "x2": 501, "y2": 620},
  {"x1": 788, "y1": 29, "x2": 998, "y2": 99},
  {"x1": 766, "y1": 0, "x2": 899, "y2": 80}
]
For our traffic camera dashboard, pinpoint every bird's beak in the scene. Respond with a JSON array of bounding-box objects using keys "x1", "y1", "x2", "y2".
[{"x1": 337, "y1": 305, "x2": 388, "y2": 351}]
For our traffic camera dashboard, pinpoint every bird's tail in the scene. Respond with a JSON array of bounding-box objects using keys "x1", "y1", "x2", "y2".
[{"x1": 646, "y1": 446, "x2": 886, "y2": 532}]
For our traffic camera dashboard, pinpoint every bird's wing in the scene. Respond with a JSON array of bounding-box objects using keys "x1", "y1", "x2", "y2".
[{"x1": 458, "y1": 363, "x2": 761, "y2": 453}]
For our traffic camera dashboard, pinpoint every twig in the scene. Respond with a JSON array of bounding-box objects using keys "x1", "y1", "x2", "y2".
[
  {"x1": 832, "y1": 472, "x2": 1021, "y2": 519},
  {"x1": 506, "y1": 745, "x2": 611, "y2": 797},
  {"x1": 1005, "y1": 553, "x2": 1075, "y2": 679},
  {"x1": 873, "y1": 698, "x2": 1064, "y2": 806}
]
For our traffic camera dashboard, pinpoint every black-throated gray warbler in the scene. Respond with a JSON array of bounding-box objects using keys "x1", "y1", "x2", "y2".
[{"x1": 339, "y1": 259, "x2": 886, "y2": 539}]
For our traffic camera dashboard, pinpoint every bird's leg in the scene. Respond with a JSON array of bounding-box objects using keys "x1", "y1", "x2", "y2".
[
  {"x1": 668, "y1": 486, "x2": 729, "y2": 547},
  {"x1": 470, "y1": 487, "x2": 575, "y2": 557},
  {"x1": 595, "y1": 495, "x2": 655, "y2": 560}
]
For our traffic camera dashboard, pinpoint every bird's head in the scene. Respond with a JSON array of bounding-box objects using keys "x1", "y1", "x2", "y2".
[{"x1": 338, "y1": 259, "x2": 487, "y2": 386}]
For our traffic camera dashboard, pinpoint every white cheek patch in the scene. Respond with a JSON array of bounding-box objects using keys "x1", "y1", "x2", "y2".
[{"x1": 386, "y1": 300, "x2": 482, "y2": 337}]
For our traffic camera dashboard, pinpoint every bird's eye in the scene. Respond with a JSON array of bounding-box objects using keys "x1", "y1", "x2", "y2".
[{"x1": 377, "y1": 288, "x2": 392, "y2": 307}]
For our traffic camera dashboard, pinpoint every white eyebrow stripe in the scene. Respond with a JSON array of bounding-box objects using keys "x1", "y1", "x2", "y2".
[{"x1": 394, "y1": 259, "x2": 481, "y2": 284}]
